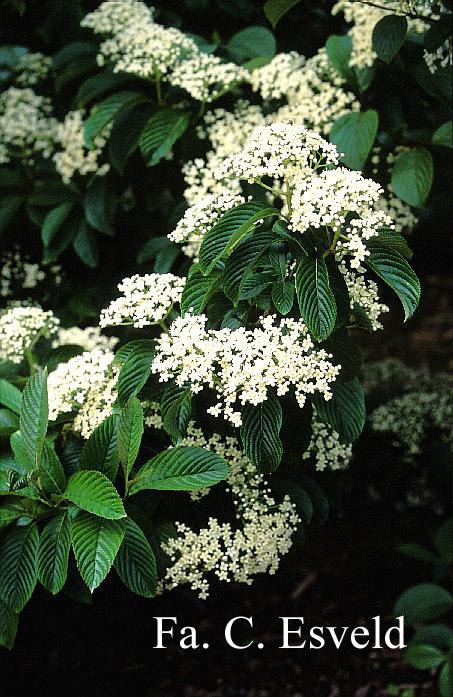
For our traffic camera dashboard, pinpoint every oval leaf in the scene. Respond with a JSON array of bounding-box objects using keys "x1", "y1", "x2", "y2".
[
  {"x1": 71, "y1": 511, "x2": 125, "y2": 592},
  {"x1": 114, "y1": 518, "x2": 157, "y2": 597},
  {"x1": 64, "y1": 470, "x2": 126, "y2": 519},
  {"x1": 37, "y1": 513, "x2": 71, "y2": 595}
]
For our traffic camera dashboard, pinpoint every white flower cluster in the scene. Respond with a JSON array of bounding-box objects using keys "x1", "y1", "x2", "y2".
[
  {"x1": 1, "y1": 248, "x2": 62, "y2": 298},
  {"x1": 99, "y1": 273, "x2": 185, "y2": 328},
  {"x1": 371, "y1": 147, "x2": 419, "y2": 233},
  {"x1": 158, "y1": 424, "x2": 300, "y2": 598},
  {"x1": 81, "y1": 0, "x2": 154, "y2": 34},
  {"x1": 303, "y1": 411, "x2": 353, "y2": 471},
  {"x1": 424, "y1": 39, "x2": 452, "y2": 73},
  {"x1": 152, "y1": 314, "x2": 340, "y2": 427},
  {"x1": 47, "y1": 348, "x2": 119, "y2": 438},
  {"x1": 15, "y1": 52, "x2": 52, "y2": 85},
  {"x1": 370, "y1": 386, "x2": 453, "y2": 459},
  {"x1": 0, "y1": 304, "x2": 59, "y2": 364},
  {"x1": 52, "y1": 326, "x2": 118, "y2": 352},
  {"x1": 53, "y1": 109, "x2": 111, "y2": 184},
  {"x1": 342, "y1": 267, "x2": 390, "y2": 331},
  {"x1": 168, "y1": 192, "x2": 246, "y2": 259},
  {"x1": 170, "y1": 52, "x2": 247, "y2": 103},
  {"x1": 332, "y1": 1, "x2": 429, "y2": 69},
  {"x1": 213, "y1": 122, "x2": 339, "y2": 184},
  {"x1": 0, "y1": 87, "x2": 57, "y2": 164},
  {"x1": 248, "y1": 52, "x2": 307, "y2": 100},
  {"x1": 290, "y1": 168, "x2": 392, "y2": 270}
]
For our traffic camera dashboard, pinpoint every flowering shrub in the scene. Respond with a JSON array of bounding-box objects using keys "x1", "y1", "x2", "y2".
[{"x1": 0, "y1": 0, "x2": 451, "y2": 672}]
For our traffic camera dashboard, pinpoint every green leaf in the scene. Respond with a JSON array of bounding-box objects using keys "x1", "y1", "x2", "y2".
[
  {"x1": 223, "y1": 230, "x2": 275, "y2": 304},
  {"x1": 64, "y1": 471, "x2": 126, "y2": 519},
  {"x1": 40, "y1": 441, "x2": 66, "y2": 494},
  {"x1": 227, "y1": 26, "x2": 276, "y2": 62},
  {"x1": 375, "y1": 228, "x2": 413, "y2": 259},
  {"x1": 0, "y1": 409, "x2": 19, "y2": 436},
  {"x1": 411, "y1": 624, "x2": 453, "y2": 651},
  {"x1": 372, "y1": 14, "x2": 407, "y2": 64},
  {"x1": 0, "y1": 600, "x2": 18, "y2": 650},
  {"x1": 180, "y1": 269, "x2": 223, "y2": 316},
  {"x1": 330, "y1": 110, "x2": 379, "y2": 170},
  {"x1": 160, "y1": 384, "x2": 192, "y2": 444},
  {"x1": 84, "y1": 176, "x2": 116, "y2": 235},
  {"x1": 139, "y1": 109, "x2": 190, "y2": 166},
  {"x1": 391, "y1": 147, "x2": 433, "y2": 206},
  {"x1": 326, "y1": 34, "x2": 355, "y2": 83},
  {"x1": 81, "y1": 414, "x2": 120, "y2": 482},
  {"x1": 405, "y1": 644, "x2": 446, "y2": 670},
  {"x1": 395, "y1": 584, "x2": 453, "y2": 625},
  {"x1": 108, "y1": 102, "x2": 155, "y2": 173},
  {"x1": 114, "y1": 518, "x2": 157, "y2": 597},
  {"x1": 272, "y1": 280, "x2": 295, "y2": 315},
  {"x1": 73, "y1": 220, "x2": 99, "y2": 268},
  {"x1": 83, "y1": 91, "x2": 145, "y2": 148},
  {"x1": 117, "y1": 341, "x2": 154, "y2": 407},
  {"x1": 0, "y1": 506, "x2": 23, "y2": 531},
  {"x1": 264, "y1": 0, "x2": 300, "y2": 28},
  {"x1": 364, "y1": 241, "x2": 420, "y2": 320},
  {"x1": 71, "y1": 511, "x2": 125, "y2": 592},
  {"x1": 118, "y1": 397, "x2": 144, "y2": 481},
  {"x1": 295, "y1": 255, "x2": 336, "y2": 341},
  {"x1": 240, "y1": 391, "x2": 283, "y2": 473},
  {"x1": 0, "y1": 380, "x2": 21, "y2": 414},
  {"x1": 0, "y1": 524, "x2": 39, "y2": 612},
  {"x1": 397, "y1": 543, "x2": 438, "y2": 564},
  {"x1": 198, "y1": 201, "x2": 278, "y2": 275},
  {"x1": 432, "y1": 121, "x2": 452, "y2": 149},
  {"x1": 37, "y1": 513, "x2": 71, "y2": 595},
  {"x1": 129, "y1": 446, "x2": 228, "y2": 494},
  {"x1": 440, "y1": 662, "x2": 453, "y2": 697},
  {"x1": 313, "y1": 377, "x2": 365, "y2": 443},
  {"x1": 10, "y1": 431, "x2": 32, "y2": 474},
  {"x1": 76, "y1": 70, "x2": 135, "y2": 108},
  {"x1": 20, "y1": 368, "x2": 48, "y2": 471},
  {"x1": 41, "y1": 202, "x2": 74, "y2": 247}
]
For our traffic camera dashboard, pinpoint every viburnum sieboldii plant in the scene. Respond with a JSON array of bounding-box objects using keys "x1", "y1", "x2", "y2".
[{"x1": 0, "y1": 120, "x2": 421, "y2": 649}]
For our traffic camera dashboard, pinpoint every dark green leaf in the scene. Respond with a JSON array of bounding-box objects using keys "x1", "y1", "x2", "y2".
[
  {"x1": 0, "y1": 380, "x2": 21, "y2": 414},
  {"x1": 118, "y1": 397, "x2": 144, "y2": 481},
  {"x1": 40, "y1": 441, "x2": 66, "y2": 494},
  {"x1": 76, "y1": 70, "x2": 135, "y2": 108},
  {"x1": 330, "y1": 110, "x2": 379, "y2": 170},
  {"x1": 73, "y1": 220, "x2": 99, "y2": 268},
  {"x1": 0, "y1": 524, "x2": 39, "y2": 612},
  {"x1": 84, "y1": 176, "x2": 116, "y2": 235},
  {"x1": 41, "y1": 202, "x2": 74, "y2": 247},
  {"x1": 372, "y1": 15, "x2": 407, "y2": 64},
  {"x1": 405, "y1": 644, "x2": 445, "y2": 670},
  {"x1": 223, "y1": 230, "x2": 275, "y2": 304},
  {"x1": 365, "y1": 241, "x2": 420, "y2": 320},
  {"x1": 64, "y1": 470, "x2": 126, "y2": 519},
  {"x1": 272, "y1": 280, "x2": 295, "y2": 315},
  {"x1": 390, "y1": 147, "x2": 433, "y2": 206},
  {"x1": 240, "y1": 391, "x2": 283, "y2": 473},
  {"x1": 0, "y1": 195, "x2": 22, "y2": 233},
  {"x1": 264, "y1": 0, "x2": 300, "y2": 28},
  {"x1": 20, "y1": 369, "x2": 48, "y2": 471},
  {"x1": 180, "y1": 269, "x2": 223, "y2": 316},
  {"x1": 227, "y1": 26, "x2": 276, "y2": 62},
  {"x1": 199, "y1": 202, "x2": 278, "y2": 274},
  {"x1": 117, "y1": 341, "x2": 154, "y2": 407},
  {"x1": 160, "y1": 384, "x2": 192, "y2": 444},
  {"x1": 313, "y1": 377, "x2": 365, "y2": 443},
  {"x1": 139, "y1": 109, "x2": 190, "y2": 166},
  {"x1": 71, "y1": 512, "x2": 125, "y2": 592},
  {"x1": 295, "y1": 255, "x2": 336, "y2": 341},
  {"x1": 129, "y1": 446, "x2": 228, "y2": 494},
  {"x1": 432, "y1": 121, "x2": 453, "y2": 149},
  {"x1": 0, "y1": 600, "x2": 18, "y2": 650},
  {"x1": 83, "y1": 91, "x2": 145, "y2": 148},
  {"x1": 114, "y1": 518, "x2": 157, "y2": 597},
  {"x1": 81, "y1": 414, "x2": 120, "y2": 482},
  {"x1": 37, "y1": 513, "x2": 71, "y2": 595},
  {"x1": 326, "y1": 34, "x2": 355, "y2": 83},
  {"x1": 108, "y1": 102, "x2": 155, "y2": 173},
  {"x1": 394, "y1": 583, "x2": 453, "y2": 625}
]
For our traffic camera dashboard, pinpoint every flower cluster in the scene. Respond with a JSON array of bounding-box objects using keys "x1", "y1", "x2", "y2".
[
  {"x1": 47, "y1": 349, "x2": 119, "y2": 438},
  {"x1": 0, "y1": 87, "x2": 57, "y2": 164},
  {"x1": 0, "y1": 304, "x2": 59, "y2": 364},
  {"x1": 99, "y1": 273, "x2": 185, "y2": 328},
  {"x1": 15, "y1": 52, "x2": 52, "y2": 85},
  {"x1": 303, "y1": 411, "x2": 353, "y2": 471},
  {"x1": 170, "y1": 52, "x2": 247, "y2": 103},
  {"x1": 52, "y1": 326, "x2": 119, "y2": 352},
  {"x1": 152, "y1": 314, "x2": 340, "y2": 427},
  {"x1": 248, "y1": 52, "x2": 307, "y2": 100},
  {"x1": 213, "y1": 122, "x2": 339, "y2": 184},
  {"x1": 53, "y1": 109, "x2": 111, "y2": 184},
  {"x1": 1, "y1": 248, "x2": 62, "y2": 298},
  {"x1": 81, "y1": 0, "x2": 154, "y2": 35},
  {"x1": 168, "y1": 192, "x2": 246, "y2": 259},
  {"x1": 158, "y1": 424, "x2": 300, "y2": 598},
  {"x1": 342, "y1": 267, "x2": 390, "y2": 331}
]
